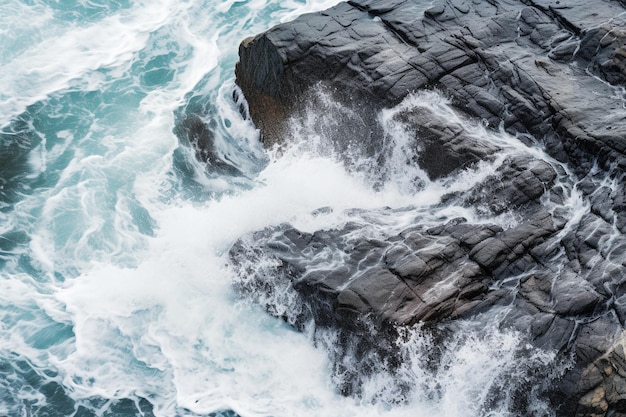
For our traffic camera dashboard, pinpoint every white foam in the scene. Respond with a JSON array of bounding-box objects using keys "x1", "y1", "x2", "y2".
[
  {"x1": 0, "y1": 0, "x2": 187, "y2": 128},
  {"x1": 49, "y1": 130, "x2": 562, "y2": 416},
  {"x1": 0, "y1": 2, "x2": 54, "y2": 62},
  {"x1": 277, "y1": 0, "x2": 345, "y2": 23}
]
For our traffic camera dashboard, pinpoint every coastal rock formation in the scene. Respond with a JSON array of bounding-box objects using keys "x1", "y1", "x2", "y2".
[{"x1": 231, "y1": 0, "x2": 626, "y2": 415}]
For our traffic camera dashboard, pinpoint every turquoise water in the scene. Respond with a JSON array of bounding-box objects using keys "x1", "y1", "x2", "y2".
[{"x1": 0, "y1": 1, "x2": 563, "y2": 416}]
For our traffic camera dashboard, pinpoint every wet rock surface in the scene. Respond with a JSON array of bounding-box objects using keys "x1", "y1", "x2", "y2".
[
  {"x1": 231, "y1": 0, "x2": 626, "y2": 415},
  {"x1": 175, "y1": 114, "x2": 242, "y2": 176}
]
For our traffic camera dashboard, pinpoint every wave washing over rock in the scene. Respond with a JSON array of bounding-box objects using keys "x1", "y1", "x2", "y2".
[
  {"x1": 229, "y1": 0, "x2": 626, "y2": 415},
  {"x1": 2, "y1": 0, "x2": 626, "y2": 416}
]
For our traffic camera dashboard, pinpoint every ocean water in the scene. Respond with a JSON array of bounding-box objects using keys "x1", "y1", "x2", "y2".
[{"x1": 0, "y1": 1, "x2": 575, "y2": 416}]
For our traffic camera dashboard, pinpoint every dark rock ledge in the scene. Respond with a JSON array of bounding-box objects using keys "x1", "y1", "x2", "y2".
[{"x1": 230, "y1": 0, "x2": 626, "y2": 415}]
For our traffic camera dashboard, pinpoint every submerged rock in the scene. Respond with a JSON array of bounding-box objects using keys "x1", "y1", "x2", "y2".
[
  {"x1": 231, "y1": 0, "x2": 626, "y2": 415},
  {"x1": 175, "y1": 114, "x2": 242, "y2": 176}
]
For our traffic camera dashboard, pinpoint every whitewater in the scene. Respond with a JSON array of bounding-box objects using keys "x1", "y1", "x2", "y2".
[{"x1": 0, "y1": 1, "x2": 570, "y2": 416}]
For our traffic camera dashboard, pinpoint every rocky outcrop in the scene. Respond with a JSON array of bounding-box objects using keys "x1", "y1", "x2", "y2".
[{"x1": 231, "y1": 0, "x2": 626, "y2": 415}]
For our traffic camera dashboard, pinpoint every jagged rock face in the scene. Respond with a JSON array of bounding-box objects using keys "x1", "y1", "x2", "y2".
[{"x1": 232, "y1": 0, "x2": 626, "y2": 415}]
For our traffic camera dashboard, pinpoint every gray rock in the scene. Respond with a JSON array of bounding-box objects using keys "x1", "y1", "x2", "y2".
[
  {"x1": 174, "y1": 114, "x2": 242, "y2": 176},
  {"x1": 231, "y1": 0, "x2": 626, "y2": 414}
]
